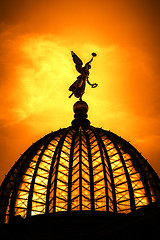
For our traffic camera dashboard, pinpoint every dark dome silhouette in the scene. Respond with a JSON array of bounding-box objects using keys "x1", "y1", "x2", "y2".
[{"x1": 0, "y1": 101, "x2": 160, "y2": 224}]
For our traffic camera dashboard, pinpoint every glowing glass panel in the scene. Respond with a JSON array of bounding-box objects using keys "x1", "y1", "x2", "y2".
[
  {"x1": 55, "y1": 132, "x2": 74, "y2": 211},
  {"x1": 81, "y1": 132, "x2": 91, "y2": 210},
  {"x1": 15, "y1": 148, "x2": 43, "y2": 218},
  {"x1": 88, "y1": 130, "x2": 106, "y2": 210},
  {"x1": 71, "y1": 135, "x2": 80, "y2": 210},
  {"x1": 120, "y1": 147, "x2": 148, "y2": 208},
  {"x1": 31, "y1": 139, "x2": 60, "y2": 215},
  {"x1": 102, "y1": 138, "x2": 130, "y2": 213}
]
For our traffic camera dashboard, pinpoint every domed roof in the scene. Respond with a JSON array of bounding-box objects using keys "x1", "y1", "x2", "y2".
[{"x1": 0, "y1": 101, "x2": 160, "y2": 224}]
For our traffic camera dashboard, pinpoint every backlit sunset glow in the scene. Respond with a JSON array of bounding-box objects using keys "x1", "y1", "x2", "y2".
[{"x1": 0, "y1": 0, "x2": 160, "y2": 193}]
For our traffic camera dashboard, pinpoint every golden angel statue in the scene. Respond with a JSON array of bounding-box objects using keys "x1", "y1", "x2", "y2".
[{"x1": 69, "y1": 51, "x2": 98, "y2": 100}]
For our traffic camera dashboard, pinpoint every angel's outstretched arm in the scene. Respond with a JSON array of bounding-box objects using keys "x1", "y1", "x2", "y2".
[
  {"x1": 86, "y1": 77, "x2": 93, "y2": 86},
  {"x1": 87, "y1": 77, "x2": 98, "y2": 88}
]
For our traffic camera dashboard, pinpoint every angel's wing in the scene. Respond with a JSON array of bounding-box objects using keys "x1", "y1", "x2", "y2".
[{"x1": 71, "y1": 51, "x2": 83, "y2": 73}]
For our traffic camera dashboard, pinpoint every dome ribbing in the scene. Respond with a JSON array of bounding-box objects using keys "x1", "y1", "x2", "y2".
[{"x1": 0, "y1": 101, "x2": 160, "y2": 224}]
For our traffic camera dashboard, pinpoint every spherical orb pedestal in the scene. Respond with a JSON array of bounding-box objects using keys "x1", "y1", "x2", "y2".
[{"x1": 72, "y1": 101, "x2": 90, "y2": 127}]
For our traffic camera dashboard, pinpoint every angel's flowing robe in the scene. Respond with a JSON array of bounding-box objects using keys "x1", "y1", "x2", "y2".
[{"x1": 69, "y1": 70, "x2": 89, "y2": 99}]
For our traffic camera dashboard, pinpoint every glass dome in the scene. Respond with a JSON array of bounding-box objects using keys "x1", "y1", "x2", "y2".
[{"x1": 0, "y1": 101, "x2": 160, "y2": 224}]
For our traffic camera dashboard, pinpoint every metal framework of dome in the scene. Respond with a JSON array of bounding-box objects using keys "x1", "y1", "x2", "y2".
[{"x1": 0, "y1": 100, "x2": 160, "y2": 224}]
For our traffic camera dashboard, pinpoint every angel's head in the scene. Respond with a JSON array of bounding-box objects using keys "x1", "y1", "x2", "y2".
[{"x1": 85, "y1": 64, "x2": 91, "y2": 70}]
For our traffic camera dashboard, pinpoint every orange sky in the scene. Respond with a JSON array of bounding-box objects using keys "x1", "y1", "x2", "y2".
[{"x1": 0, "y1": 0, "x2": 160, "y2": 184}]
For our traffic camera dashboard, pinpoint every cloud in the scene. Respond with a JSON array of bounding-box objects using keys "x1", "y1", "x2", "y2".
[
  {"x1": 0, "y1": 25, "x2": 112, "y2": 128},
  {"x1": 0, "y1": 27, "x2": 70, "y2": 125}
]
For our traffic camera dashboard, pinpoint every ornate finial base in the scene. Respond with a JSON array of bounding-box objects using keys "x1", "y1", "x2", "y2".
[{"x1": 72, "y1": 101, "x2": 90, "y2": 128}]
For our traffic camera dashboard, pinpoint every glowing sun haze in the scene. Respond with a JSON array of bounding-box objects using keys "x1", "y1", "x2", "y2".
[{"x1": 0, "y1": 0, "x2": 160, "y2": 184}]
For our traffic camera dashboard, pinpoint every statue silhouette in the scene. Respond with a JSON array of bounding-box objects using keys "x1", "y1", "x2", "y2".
[{"x1": 69, "y1": 51, "x2": 98, "y2": 100}]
